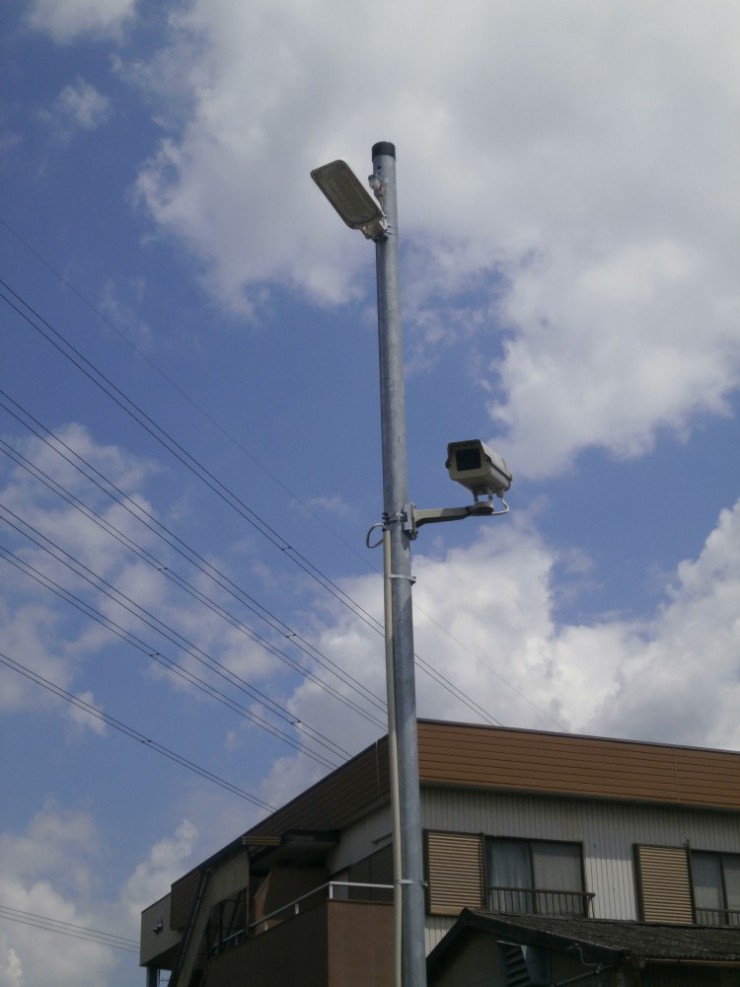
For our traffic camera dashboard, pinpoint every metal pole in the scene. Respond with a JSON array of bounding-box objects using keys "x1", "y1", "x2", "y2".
[
  {"x1": 371, "y1": 141, "x2": 427, "y2": 987},
  {"x1": 383, "y1": 526, "x2": 403, "y2": 987}
]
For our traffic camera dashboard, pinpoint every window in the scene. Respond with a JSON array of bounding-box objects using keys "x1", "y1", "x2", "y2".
[
  {"x1": 635, "y1": 845, "x2": 740, "y2": 927},
  {"x1": 206, "y1": 892, "x2": 247, "y2": 955},
  {"x1": 486, "y1": 838, "x2": 589, "y2": 916},
  {"x1": 346, "y1": 844, "x2": 394, "y2": 903},
  {"x1": 691, "y1": 852, "x2": 740, "y2": 927},
  {"x1": 426, "y1": 831, "x2": 485, "y2": 915},
  {"x1": 635, "y1": 845, "x2": 693, "y2": 924}
]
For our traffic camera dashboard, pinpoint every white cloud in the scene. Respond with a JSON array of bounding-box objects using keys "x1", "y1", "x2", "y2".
[
  {"x1": 0, "y1": 424, "x2": 162, "y2": 714},
  {"x1": 489, "y1": 236, "x2": 740, "y2": 477},
  {"x1": 98, "y1": 280, "x2": 152, "y2": 347},
  {"x1": 130, "y1": 0, "x2": 740, "y2": 474},
  {"x1": 0, "y1": 808, "x2": 116, "y2": 987},
  {"x1": 0, "y1": 948, "x2": 21, "y2": 987},
  {"x1": 0, "y1": 884, "x2": 116, "y2": 987},
  {"x1": 582, "y1": 500, "x2": 740, "y2": 748},
  {"x1": 0, "y1": 806, "x2": 99, "y2": 888},
  {"x1": 67, "y1": 690, "x2": 107, "y2": 736},
  {"x1": 121, "y1": 819, "x2": 198, "y2": 923},
  {"x1": 27, "y1": 0, "x2": 137, "y2": 44},
  {"x1": 55, "y1": 79, "x2": 111, "y2": 132},
  {"x1": 0, "y1": 421, "x2": 309, "y2": 746},
  {"x1": 278, "y1": 499, "x2": 740, "y2": 765}
]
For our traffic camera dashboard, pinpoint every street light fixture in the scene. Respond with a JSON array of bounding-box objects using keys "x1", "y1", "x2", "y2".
[{"x1": 310, "y1": 160, "x2": 388, "y2": 238}]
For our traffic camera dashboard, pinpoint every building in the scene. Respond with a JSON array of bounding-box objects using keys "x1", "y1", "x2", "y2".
[{"x1": 140, "y1": 720, "x2": 740, "y2": 986}]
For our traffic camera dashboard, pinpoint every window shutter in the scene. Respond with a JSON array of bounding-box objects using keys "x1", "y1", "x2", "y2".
[
  {"x1": 426, "y1": 831, "x2": 484, "y2": 916},
  {"x1": 635, "y1": 845, "x2": 693, "y2": 924}
]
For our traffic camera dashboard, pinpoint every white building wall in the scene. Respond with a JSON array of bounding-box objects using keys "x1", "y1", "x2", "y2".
[
  {"x1": 328, "y1": 787, "x2": 739, "y2": 954},
  {"x1": 332, "y1": 788, "x2": 740, "y2": 951},
  {"x1": 329, "y1": 804, "x2": 392, "y2": 874},
  {"x1": 423, "y1": 787, "x2": 740, "y2": 922}
]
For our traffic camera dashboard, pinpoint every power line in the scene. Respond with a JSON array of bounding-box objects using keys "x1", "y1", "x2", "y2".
[
  {"x1": 0, "y1": 276, "x2": 365, "y2": 602},
  {"x1": 0, "y1": 274, "x2": 561, "y2": 729},
  {"x1": 0, "y1": 214, "x2": 377, "y2": 575},
  {"x1": 0, "y1": 283, "x2": 494, "y2": 717},
  {"x1": 0, "y1": 436, "x2": 367, "y2": 756},
  {"x1": 1, "y1": 385, "x2": 498, "y2": 730},
  {"x1": 0, "y1": 471, "x2": 375, "y2": 752},
  {"x1": 0, "y1": 537, "x2": 345, "y2": 771},
  {"x1": 0, "y1": 650, "x2": 277, "y2": 811},
  {"x1": 0, "y1": 905, "x2": 138, "y2": 953},
  {"x1": 0, "y1": 397, "x2": 387, "y2": 723}
]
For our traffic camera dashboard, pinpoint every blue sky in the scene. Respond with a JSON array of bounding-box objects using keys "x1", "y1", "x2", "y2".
[{"x1": 1, "y1": 1, "x2": 739, "y2": 984}]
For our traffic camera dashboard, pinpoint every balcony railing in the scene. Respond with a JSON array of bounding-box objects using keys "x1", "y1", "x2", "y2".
[
  {"x1": 695, "y1": 907, "x2": 740, "y2": 927},
  {"x1": 486, "y1": 886, "x2": 594, "y2": 917},
  {"x1": 249, "y1": 881, "x2": 393, "y2": 934}
]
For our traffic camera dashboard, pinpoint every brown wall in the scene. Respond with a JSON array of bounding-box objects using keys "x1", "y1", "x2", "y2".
[
  {"x1": 210, "y1": 899, "x2": 328, "y2": 987},
  {"x1": 252, "y1": 865, "x2": 328, "y2": 925},
  {"x1": 416, "y1": 721, "x2": 740, "y2": 810},
  {"x1": 246, "y1": 737, "x2": 391, "y2": 840},
  {"x1": 326, "y1": 900, "x2": 393, "y2": 986},
  {"x1": 207, "y1": 900, "x2": 392, "y2": 987},
  {"x1": 427, "y1": 930, "x2": 502, "y2": 987}
]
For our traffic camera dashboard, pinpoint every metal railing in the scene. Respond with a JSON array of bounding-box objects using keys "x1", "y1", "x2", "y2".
[
  {"x1": 486, "y1": 886, "x2": 594, "y2": 917},
  {"x1": 695, "y1": 906, "x2": 740, "y2": 927},
  {"x1": 248, "y1": 881, "x2": 394, "y2": 934}
]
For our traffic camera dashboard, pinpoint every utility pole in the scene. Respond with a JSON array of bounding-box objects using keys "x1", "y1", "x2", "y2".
[
  {"x1": 312, "y1": 142, "x2": 511, "y2": 987},
  {"x1": 371, "y1": 141, "x2": 428, "y2": 987}
]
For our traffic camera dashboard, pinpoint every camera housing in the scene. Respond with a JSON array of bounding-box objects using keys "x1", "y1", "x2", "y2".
[{"x1": 446, "y1": 440, "x2": 512, "y2": 500}]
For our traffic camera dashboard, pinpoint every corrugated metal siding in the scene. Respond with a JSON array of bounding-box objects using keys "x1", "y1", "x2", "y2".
[
  {"x1": 426, "y1": 831, "x2": 484, "y2": 916},
  {"x1": 421, "y1": 787, "x2": 739, "y2": 922},
  {"x1": 417, "y1": 722, "x2": 740, "y2": 810},
  {"x1": 425, "y1": 915, "x2": 458, "y2": 955},
  {"x1": 247, "y1": 737, "x2": 390, "y2": 841},
  {"x1": 635, "y1": 845, "x2": 693, "y2": 924},
  {"x1": 330, "y1": 806, "x2": 391, "y2": 874},
  {"x1": 170, "y1": 867, "x2": 201, "y2": 930},
  {"x1": 242, "y1": 723, "x2": 739, "y2": 850}
]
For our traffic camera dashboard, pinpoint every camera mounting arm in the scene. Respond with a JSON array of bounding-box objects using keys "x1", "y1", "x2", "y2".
[{"x1": 402, "y1": 497, "x2": 509, "y2": 540}]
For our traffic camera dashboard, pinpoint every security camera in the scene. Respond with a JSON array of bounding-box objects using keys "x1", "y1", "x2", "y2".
[{"x1": 446, "y1": 440, "x2": 512, "y2": 500}]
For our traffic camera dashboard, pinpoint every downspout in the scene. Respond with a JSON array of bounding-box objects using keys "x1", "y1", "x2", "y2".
[{"x1": 384, "y1": 525, "x2": 403, "y2": 987}]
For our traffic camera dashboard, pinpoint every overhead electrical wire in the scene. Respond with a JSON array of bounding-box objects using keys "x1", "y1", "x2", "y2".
[
  {"x1": 0, "y1": 279, "x2": 505, "y2": 723},
  {"x1": 0, "y1": 904, "x2": 138, "y2": 953},
  {"x1": 0, "y1": 397, "x2": 387, "y2": 720},
  {"x1": 0, "y1": 223, "x2": 522, "y2": 726},
  {"x1": 0, "y1": 440, "x2": 382, "y2": 736},
  {"x1": 0, "y1": 271, "x2": 561, "y2": 729},
  {"x1": 0, "y1": 441, "x2": 373, "y2": 760},
  {"x1": 0, "y1": 391, "x2": 496, "y2": 727},
  {"x1": 0, "y1": 650, "x2": 277, "y2": 811},
  {"x1": 0, "y1": 231, "x2": 564, "y2": 732},
  {"x1": 0, "y1": 277, "x2": 372, "y2": 623},
  {"x1": 0, "y1": 214, "x2": 376, "y2": 574},
  {"x1": 0, "y1": 543, "x2": 337, "y2": 769}
]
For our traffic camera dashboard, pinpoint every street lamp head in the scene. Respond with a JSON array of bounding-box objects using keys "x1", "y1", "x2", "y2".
[
  {"x1": 310, "y1": 159, "x2": 388, "y2": 239},
  {"x1": 446, "y1": 439, "x2": 513, "y2": 501}
]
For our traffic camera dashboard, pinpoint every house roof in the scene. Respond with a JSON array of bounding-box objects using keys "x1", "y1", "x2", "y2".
[
  {"x1": 426, "y1": 910, "x2": 740, "y2": 976},
  {"x1": 243, "y1": 719, "x2": 740, "y2": 842}
]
